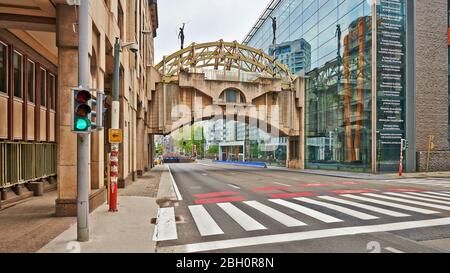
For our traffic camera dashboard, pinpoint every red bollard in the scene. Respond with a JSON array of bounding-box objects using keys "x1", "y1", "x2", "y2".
[{"x1": 109, "y1": 144, "x2": 119, "y2": 212}]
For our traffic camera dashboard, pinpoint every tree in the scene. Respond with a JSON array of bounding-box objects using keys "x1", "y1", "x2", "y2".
[
  {"x1": 156, "y1": 143, "x2": 163, "y2": 155},
  {"x1": 207, "y1": 145, "x2": 219, "y2": 155},
  {"x1": 176, "y1": 125, "x2": 205, "y2": 157}
]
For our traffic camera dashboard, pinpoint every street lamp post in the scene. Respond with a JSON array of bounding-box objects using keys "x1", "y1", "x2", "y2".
[{"x1": 109, "y1": 38, "x2": 138, "y2": 212}]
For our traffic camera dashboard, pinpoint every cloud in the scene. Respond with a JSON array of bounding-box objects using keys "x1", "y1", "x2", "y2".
[{"x1": 154, "y1": 0, "x2": 268, "y2": 64}]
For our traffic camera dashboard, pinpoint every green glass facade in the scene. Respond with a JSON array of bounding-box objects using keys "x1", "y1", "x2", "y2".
[{"x1": 244, "y1": 0, "x2": 408, "y2": 172}]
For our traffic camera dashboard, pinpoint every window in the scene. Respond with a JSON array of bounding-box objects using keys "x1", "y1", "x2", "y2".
[
  {"x1": 27, "y1": 60, "x2": 35, "y2": 102},
  {"x1": 49, "y1": 74, "x2": 55, "y2": 110},
  {"x1": 40, "y1": 68, "x2": 46, "y2": 107},
  {"x1": 118, "y1": 2, "x2": 124, "y2": 39},
  {"x1": 13, "y1": 51, "x2": 23, "y2": 98},
  {"x1": 0, "y1": 43, "x2": 6, "y2": 93},
  {"x1": 226, "y1": 90, "x2": 237, "y2": 103}
]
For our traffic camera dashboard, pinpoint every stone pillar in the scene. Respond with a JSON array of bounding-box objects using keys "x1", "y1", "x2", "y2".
[
  {"x1": 55, "y1": 5, "x2": 105, "y2": 216},
  {"x1": 55, "y1": 5, "x2": 87, "y2": 216}
]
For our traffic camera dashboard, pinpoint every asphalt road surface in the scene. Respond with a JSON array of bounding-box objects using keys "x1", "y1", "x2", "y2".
[{"x1": 153, "y1": 162, "x2": 450, "y2": 253}]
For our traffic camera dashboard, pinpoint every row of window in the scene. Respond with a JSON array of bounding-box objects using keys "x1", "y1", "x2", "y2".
[{"x1": 0, "y1": 41, "x2": 56, "y2": 109}]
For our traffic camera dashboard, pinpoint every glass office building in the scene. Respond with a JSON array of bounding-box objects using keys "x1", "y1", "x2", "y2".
[{"x1": 244, "y1": 0, "x2": 408, "y2": 172}]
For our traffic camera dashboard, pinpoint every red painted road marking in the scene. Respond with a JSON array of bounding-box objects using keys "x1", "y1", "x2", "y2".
[
  {"x1": 253, "y1": 186, "x2": 290, "y2": 192},
  {"x1": 336, "y1": 182, "x2": 366, "y2": 185},
  {"x1": 268, "y1": 192, "x2": 317, "y2": 199},
  {"x1": 194, "y1": 196, "x2": 247, "y2": 205},
  {"x1": 302, "y1": 183, "x2": 330, "y2": 187},
  {"x1": 388, "y1": 188, "x2": 424, "y2": 193},
  {"x1": 193, "y1": 191, "x2": 240, "y2": 199},
  {"x1": 328, "y1": 189, "x2": 376, "y2": 194}
]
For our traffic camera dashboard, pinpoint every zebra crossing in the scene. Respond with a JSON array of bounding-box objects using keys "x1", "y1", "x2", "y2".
[{"x1": 153, "y1": 191, "x2": 450, "y2": 242}]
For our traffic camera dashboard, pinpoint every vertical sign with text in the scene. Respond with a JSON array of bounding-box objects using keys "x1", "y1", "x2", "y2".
[{"x1": 376, "y1": 0, "x2": 407, "y2": 171}]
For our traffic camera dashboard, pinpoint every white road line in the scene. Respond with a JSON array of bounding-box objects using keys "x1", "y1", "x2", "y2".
[
  {"x1": 425, "y1": 191, "x2": 450, "y2": 198},
  {"x1": 274, "y1": 182, "x2": 291, "y2": 187},
  {"x1": 227, "y1": 184, "x2": 241, "y2": 190},
  {"x1": 243, "y1": 201, "x2": 306, "y2": 227},
  {"x1": 270, "y1": 199, "x2": 343, "y2": 223},
  {"x1": 158, "y1": 217, "x2": 450, "y2": 253},
  {"x1": 188, "y1": 205, "x2": 224, "y2": 236},
  {"x1": 385, "y1": 192, "x2": 450, "y2": 206},
  {"x1": 401, "y1": 192, "x2": 450, "y2": 201},
  {"x1": 217, "y1": 203, "x2": 266, "y2": 231},
  {"x1": 385, "y1": 247, "x2": 404, "y2": 253},
  {"x1": 343, "y1": 194, "x2": 439, "y2": 215},
  {"x1": 295, "y1": 198, "x2": 378, "y2": 220},
  {"x1": 364, "y1": 193, "x2": 450, "y2": 211},
  {"x1": 167, "y1": 165, "x2": 183, "y2": 201},
  {"x1": 318, "y1": 196, "x2": 410, "y2": 217},
  {"x1": 152, "y1": 207, "x2": 178, "y2": 242}
]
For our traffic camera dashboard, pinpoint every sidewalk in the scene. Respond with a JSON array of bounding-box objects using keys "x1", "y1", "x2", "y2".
[
  {"x1": 0, "y1": 190, "x2": 75, "y2": 253},
  {"x1": 38, "y1": 166, "x2": 165, "y2": 253}
]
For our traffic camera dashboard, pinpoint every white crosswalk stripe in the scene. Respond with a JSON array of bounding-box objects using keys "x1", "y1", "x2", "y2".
[
  {"x1": 295, "y1": 197, "x2": 379, "y2": 220},
  {"x1": 270, "y1": 199, "x2": 343, "y2": 223},
  {"x1": 399, "y1": 192, "x2": 450, "y2": 201},
  {"x1": 343, "y1": 194, "x2": 439, "y2": 214},
  {"x1": 385, "y1": 192, "x2": 450, "y2": 205},
  {"x1": 364, "y1": 193, "x2": 450, "y2": 211},
  {"x1": 398, "y1": 192, "x2": 450, "y2": 202},
  {"x1": 217, "y1": 203, "x2": 267, "y2": 231},
  {"x1": 425, "y1": 191, "x2": 450, "y2": 198},
  {"x1": 188, "y1": 205, "x2": 224, "y2": 236},
  {"x1": 318, "y1": 196, "x2": 410, "y2": 217},
  {"x1": 152, "y1": 207, "x2": 178, "y2": 242},
  {"x1": 243, "y1": 201, "x2": 306, "y2": 227}
]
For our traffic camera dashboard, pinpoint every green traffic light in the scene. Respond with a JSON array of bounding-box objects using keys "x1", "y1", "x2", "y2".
[{"x1": 75, "y1": 117, "x2": 91, "y2": 131}]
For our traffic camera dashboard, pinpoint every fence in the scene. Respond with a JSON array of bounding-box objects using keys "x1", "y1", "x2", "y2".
[{"x1": 0, "y1": 142, "x2": 57, "y2": 188}]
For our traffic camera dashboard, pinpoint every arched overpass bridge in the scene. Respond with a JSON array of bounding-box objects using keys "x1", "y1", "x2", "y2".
[{"x1": 148, "y1": 40, "x2": 305, "y2": 168}]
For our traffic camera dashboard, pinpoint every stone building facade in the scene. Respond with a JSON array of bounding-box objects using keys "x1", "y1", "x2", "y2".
[{"x1": 0, "y1": 0, "x2": 159, "y2": 213}]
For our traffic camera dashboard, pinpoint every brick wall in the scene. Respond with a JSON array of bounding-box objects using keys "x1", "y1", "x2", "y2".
[
  {"x1": 415, "y1": 0, "x2": 449, "y2": 170},
  {"x1": 417, "y1": 151, "x2": 450, "y2": 172}
]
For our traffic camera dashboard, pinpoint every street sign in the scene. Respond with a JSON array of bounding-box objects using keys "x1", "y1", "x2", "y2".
[{"x1": 109, "y1": 129, "x2": 123, "y2": 143}]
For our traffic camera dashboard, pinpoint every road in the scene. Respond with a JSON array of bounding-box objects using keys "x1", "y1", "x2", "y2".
[{"x1": 153, "y1": 162, "x2": 450, "y2": 253}]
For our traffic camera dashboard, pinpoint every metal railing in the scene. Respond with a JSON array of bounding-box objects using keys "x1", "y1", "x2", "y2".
[{"x1": 0, "y1": 142, "x2": 57, "y2": 188}]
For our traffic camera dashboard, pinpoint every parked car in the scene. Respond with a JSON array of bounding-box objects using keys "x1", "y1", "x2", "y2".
[{"x1": 163, "y1": 154, "x2": 180, "y2": 163}]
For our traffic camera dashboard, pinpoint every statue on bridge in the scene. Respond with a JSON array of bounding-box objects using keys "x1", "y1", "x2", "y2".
[
  {"x1": 269, "y1": 16, "x2": 277, "y2": 46},
  {"x1": 335, "y1": 24, "x2": 342, "y2": 59},
  {"x1": 178, "y1": 23, "x2": 186, "y2": 50}
]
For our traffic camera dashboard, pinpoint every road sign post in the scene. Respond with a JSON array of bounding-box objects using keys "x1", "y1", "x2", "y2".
[{"x1": 108, "y1": 128, "x2": 122, "y2": 212}]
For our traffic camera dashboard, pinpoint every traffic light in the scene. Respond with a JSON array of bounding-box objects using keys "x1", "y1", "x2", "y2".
[
  {"x1": 91, "y1": 91, "x2": 106, "y2": 130},
  {"x1": 72, "y1": 88, "x2": 106, "y2": 133},
  {"x1": 403, "y1": 140, "x2": 409, "y2": 151},
  {"x1": 72, "y1": 88, "x2": 92, "y2": 133}
]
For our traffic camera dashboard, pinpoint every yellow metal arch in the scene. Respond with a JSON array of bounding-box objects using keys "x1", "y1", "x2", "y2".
[{"x1": 155, "y1": 40, "x2": 296, "y2": 85}]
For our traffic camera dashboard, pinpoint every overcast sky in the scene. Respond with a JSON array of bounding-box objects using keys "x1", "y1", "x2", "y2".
[{"x1": 154, "y1": 0, "x2": 268, "y2": 64}]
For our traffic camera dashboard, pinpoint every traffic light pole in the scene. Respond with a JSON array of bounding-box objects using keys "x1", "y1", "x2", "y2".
[
  {"x1": 77, "y1": 0, "x2": 90, "y2": 242},
  {"x1": 109, "y1": 38, "x2": 121, "y2": 212}
]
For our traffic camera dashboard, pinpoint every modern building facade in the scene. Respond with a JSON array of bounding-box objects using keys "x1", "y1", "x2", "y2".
[
  {"x1": 269, "y1": 38, "x2": 311, "y2": 74},
  {"x1": 244, "y1": 0, "x2": 450, "y2": 173},
  {"x1": 0, "y1": 0, "x2": 159, "y2": 213}
]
